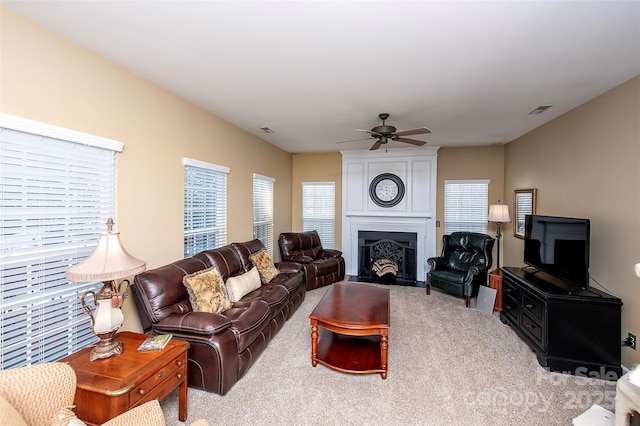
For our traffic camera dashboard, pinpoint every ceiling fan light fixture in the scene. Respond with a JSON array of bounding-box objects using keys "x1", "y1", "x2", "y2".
[{"x1": 340, "y1": 113, "x2": 431, "y2": 150}]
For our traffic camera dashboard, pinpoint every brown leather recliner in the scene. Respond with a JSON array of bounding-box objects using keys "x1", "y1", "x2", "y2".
[{"x1": 278, "y1": 230, "x2": 345, "y2": 290}]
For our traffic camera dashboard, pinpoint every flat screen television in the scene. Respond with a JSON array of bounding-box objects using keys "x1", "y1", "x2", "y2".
[{"x1": 523, "y1": 215, "x2": 590, "y2": 289}]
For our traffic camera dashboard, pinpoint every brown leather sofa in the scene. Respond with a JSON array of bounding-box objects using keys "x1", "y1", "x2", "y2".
[
  {"x1": 131, "y1": 239, "x2": 305, "y2": 395},
  {"x1": 278, "y1": 230, "x2": 345, "y2": 290}
]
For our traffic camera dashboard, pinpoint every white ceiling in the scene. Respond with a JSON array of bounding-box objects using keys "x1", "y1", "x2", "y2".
[{"x1": 5, "y1": 1, "x2": 639, "y2": 153}]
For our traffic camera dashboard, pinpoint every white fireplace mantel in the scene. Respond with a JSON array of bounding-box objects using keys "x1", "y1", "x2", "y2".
[{"x1": 340, "y1": 147, "x2": 439, "y2": 280}]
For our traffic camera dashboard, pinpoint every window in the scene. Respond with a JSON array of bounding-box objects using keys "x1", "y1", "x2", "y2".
[
  {"x1": 0, "y1": 113, "x2": 122, "y2": 369},
  {"x1": 253, "y1": 174, "x2": 275, "y2": 256},
  {"x1": 444, "y1": 179, "x2": 490, "y2": 234},
  {"x1": 184, "y1": 158, "x2": 229, "y2": 257},
  {"x1": 302, "y1": 182, "x2": 335, "y2": 248}
]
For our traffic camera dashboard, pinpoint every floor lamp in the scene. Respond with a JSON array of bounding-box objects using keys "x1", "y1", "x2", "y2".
[{"x1": 488, "y1": 203, "x2": 511, "y2": 271}]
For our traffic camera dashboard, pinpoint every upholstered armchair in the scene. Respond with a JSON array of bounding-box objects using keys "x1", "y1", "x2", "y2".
[
  {"x1": 426, "y1": 232, "x2": 495, "y2": 307},
  {"x1": 0, "y1": 362, "x2": 209, "y2": 426},
  {"x1": 278, "y1": 230, "x2": 345, "y2": 290}
]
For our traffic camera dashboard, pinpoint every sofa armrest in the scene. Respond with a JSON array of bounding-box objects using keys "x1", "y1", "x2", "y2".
[
  {"x1": 321, "y1": 248, "x2": 343, "y2": 258},
  {"x1": 427, "y1": 256, "x2": 448, "y2": 271},
  {"x1": 0, "y1": 362, "x2": 76, "y2": 426},
  {"x1": 276, "y1": 261, "x2": 303, "y2": 274},
  {"x1": 152, "y1": 312, "x2": 232, "y2": 337},
  {"x1": 464, "y1": 266, "x2": 481, "y2": 284}
]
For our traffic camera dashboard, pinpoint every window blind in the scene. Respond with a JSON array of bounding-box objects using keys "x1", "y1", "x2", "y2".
[
  {"x1": 515, "y1": 195, "x2": 533, "y2": 235},
  {"x1": 1, "y1": 115, "x2": 122, "y2": 369},
  {"x1": 444, "y1": 179, "x2": 490, "y2": 234},
  {"x1": 253, "y1": 174, "x2": 275, "y2": 256},
  {"x1": 302, "y1": 182, "x2": 335, "y2": 248},
  {"x1": 183, "y1": 158, "x2": 229, "y2": 257}
]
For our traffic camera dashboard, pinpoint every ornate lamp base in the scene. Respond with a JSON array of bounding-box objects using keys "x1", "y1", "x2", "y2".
[{"x1": 90, "y1": 329, "x2": 123, "y2": 362}]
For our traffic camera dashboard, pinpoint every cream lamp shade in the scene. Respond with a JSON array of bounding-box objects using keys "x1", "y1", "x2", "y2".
[
  {"x1": 488, "y1": 204, "x2": 512, "y2": 224},
  {"x1": 66, "y1": 225, "x2": 146, "y2": 283}
]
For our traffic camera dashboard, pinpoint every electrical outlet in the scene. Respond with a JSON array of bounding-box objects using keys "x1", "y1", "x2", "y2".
[{"x1": 629, "y1": 332, "x2": 637, "y2": 350}]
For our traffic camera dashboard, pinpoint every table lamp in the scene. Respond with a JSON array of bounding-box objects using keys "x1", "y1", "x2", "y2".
[
  {"x1": 488, "y1": 203, "x2": 511, "y2": 270},
  {"x1": 67, "y1": 218, "x2": 146, "y2": 361}
]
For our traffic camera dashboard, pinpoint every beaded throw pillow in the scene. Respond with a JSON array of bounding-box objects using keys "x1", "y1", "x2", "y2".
[
  {"x1": 183, "y1": 266, "x2": 232, "y2": 314},
  {"x1": 249, "y1": 248, "x2": 279, "y2": 283},
  {"x1": 50, "y1": 406, "x2": 87, "y2": 426}
]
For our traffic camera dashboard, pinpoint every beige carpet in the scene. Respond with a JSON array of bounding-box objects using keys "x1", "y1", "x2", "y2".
[{"x1": 161, "y1": 283, "x2": 616, "y2": 425}]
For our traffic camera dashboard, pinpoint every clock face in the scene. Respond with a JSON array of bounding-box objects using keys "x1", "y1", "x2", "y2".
[
  {"x1": 369, "y1": 173, "x2": 405, "y2": 207},
  {"x1": 375, "y1": 179, "x2": 399, "y2": 201}
]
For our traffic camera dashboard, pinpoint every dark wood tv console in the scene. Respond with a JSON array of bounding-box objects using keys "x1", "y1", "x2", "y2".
[{"x1": 500, "y1": 266, "x2": 622, "y2": 380}]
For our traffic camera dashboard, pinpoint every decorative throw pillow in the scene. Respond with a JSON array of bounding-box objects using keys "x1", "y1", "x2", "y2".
[
  {"x1": 249, "y1": 248, "x2": 279, "y2": 283},
  {"x1": 183, "y1": 266, "x2": 232, "y2": 314},
  {"x1": 226, "y1": 267, "x2": 261, "y2": 302},
  {"x1": 0, "y1": 394, "x2": 28, "y2": 426}
]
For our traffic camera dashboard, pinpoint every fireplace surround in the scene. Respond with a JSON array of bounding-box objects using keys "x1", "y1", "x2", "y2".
[{"x1": 341, "y1": 147, "x2": 439, "y2": 281}]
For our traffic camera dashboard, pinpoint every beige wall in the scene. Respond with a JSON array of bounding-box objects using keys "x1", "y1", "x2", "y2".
[
  {"x1": 504, "y1": 76, "x2": 640, "y2": 368},
  {"x1": 1, "y1": 7, "x2": 293, "y2": 332},
  {"x1": 291, "y1": 152, "x2": 342, "y2": 249},
  {"x1": 435, "y1": 145, "x2": 506, "y2": 261},
  {"x1": 5, "y1": 6, "x2": 639, "y2": 368}
]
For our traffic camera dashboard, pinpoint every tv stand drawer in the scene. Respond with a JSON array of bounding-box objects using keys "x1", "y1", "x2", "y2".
[
  {"x1": 521, "y1": 312, "x2": 543, "y2": 347},
  {"x1": 522, "y1": 292, "x2": 544, "y2": 321}
]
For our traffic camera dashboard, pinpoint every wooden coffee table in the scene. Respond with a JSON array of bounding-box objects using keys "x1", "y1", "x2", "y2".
[{"x1": 309, "y1": 282, "x2": 390, "y2": 379}]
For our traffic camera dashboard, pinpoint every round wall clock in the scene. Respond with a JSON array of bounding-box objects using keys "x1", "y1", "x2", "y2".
[{"x1": 369, "y1": 173, "x2": 405, "y2": 207}]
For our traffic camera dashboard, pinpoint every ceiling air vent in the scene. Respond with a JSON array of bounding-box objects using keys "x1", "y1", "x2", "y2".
[
  {"x1": 529, "y1": 105, "x2": 553, "y2": 115},
  {"x1": 260, "y1": 126, "x2": 275, "y2": 133}
]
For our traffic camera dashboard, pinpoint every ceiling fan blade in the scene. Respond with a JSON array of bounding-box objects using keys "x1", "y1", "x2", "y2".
[
  {"x1": 357, "y1": 129, "x2": 383, "y2": 136},
  {"x1": 394, "y1": 127, "x2": 431, "y2": 137},
  {"x1": 395, "y1": 137, "x2": 427, "y2": 146},
  {"x1": 336, "y1": 137, "x2": 375, "y2": 144},
  {"x1": 370, "y1": 140, "x2": 382, "y2": 151}
]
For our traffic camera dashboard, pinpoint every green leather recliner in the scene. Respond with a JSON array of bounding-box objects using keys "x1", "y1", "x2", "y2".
[{"x1": 426, "y1": 232, "x2": 495, "y2": 307}]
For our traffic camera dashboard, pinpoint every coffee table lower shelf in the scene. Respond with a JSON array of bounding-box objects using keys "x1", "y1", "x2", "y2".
[{"x1": 313, "y1": 330, "x2": 385, "y2": 376}]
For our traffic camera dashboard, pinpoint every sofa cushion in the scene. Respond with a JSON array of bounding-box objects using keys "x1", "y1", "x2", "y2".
[
  {"x1": 249, "y1": 249, "x2": 279, "y2": 283},
  {"x1": 0, "y1": 394, "x2": 27, "y2": 426},
  {"x1": 183, "y1": 266, "x2": 232, "y2": 314},
  {"x1": 225, "y1": 300, "x2": 271, "y2": 352},
  {"x1": 240, "y1": 284, "x2": 289, "y2": 320},
  {"x1": 431, "y1": 269, "x2": 467, "y2": 285},
  {"x1": 226, "y1": 267, "x2": 261, "y2": 302}
]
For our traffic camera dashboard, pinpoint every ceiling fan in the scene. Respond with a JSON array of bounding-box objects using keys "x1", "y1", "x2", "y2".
[{"x1": 338, "y1": 113, "x2": 431, "y2": 150}]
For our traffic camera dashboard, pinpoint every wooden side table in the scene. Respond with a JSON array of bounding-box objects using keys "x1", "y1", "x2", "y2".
[
  {"x1": 60, "y1": 331, "x2": 189, "y2": 425},
  {"x1": 488, "y1": 269, "x2": 503, "y2": 312}
]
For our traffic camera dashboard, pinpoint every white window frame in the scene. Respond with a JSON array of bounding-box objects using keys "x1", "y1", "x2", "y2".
[
  {"x1": 0, "y1": 113, "x2": 123, "y2": 369},
  {"x1": 183, "y1": 158, "x2": 230, "y2": 257},
  {"x1": 253, "y1": 174, "x2": 275, "y2": 256},
  {"x1": 302, "y1": 182, "x2": 335, "y2": 249},
  {"x1": 444, "y1": 179, "x2": 490, "y2": 234}
]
